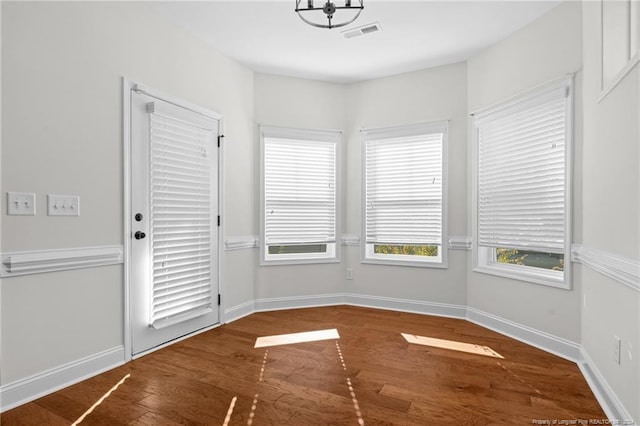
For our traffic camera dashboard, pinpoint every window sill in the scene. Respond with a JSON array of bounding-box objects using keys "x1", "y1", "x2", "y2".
[
  {"x1": 473, "y1": 264, "x2": 570, "y2": 290},
  {"x1": 361, "y1": 258, "x2": 447, "y2": 269}
]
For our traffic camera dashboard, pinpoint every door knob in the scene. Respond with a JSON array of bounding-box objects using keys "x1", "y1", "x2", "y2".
[{"x1": 134, "y1": 231, "x2": 146, "y2": 240}]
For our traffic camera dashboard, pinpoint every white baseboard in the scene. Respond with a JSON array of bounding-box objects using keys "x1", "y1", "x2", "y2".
[
  {"x1": 251, "y1": 293, "x2": 467, "y2": 319},
  {"x1": 0, "y1": 346, "x2": 125, "y2": 412},
  {"x1": 345, "y1": 293, "x2": 467, "y2": 319},
  {"x1": 254, "y1": 293, "x2": 345, "y2": 312},
  {"x1": 224, "y1": 300, "x2": 255, "y2": 323},
  {"x1": 578, "y1": 348, "x2": 637, "y2": 426},
  {"x1": 347, "y1": 296, "x2": 582, "y2": 363},
  {"x1": 466, "y1": 307, "x2": 581, "y2": 362}
]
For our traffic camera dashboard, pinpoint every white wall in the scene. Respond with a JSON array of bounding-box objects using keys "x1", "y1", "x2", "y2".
[
  {"x1": 1, "y1": 1, "x2": 255, "y2": 386},
  {"x1": 253, "y1": 73, "x2": 347, "y2": 301},
  {"x1": 344, "y1": 63, "x2": 468, "y2": 306},
  {"x1": 252, "y1": 64, "x2": 469, "y2": 308},
  {"x1": 466, "y1": 1, "x2": 584, "y2": 343},
  {"x1": 581, "y1": 1, "x2": 640, "y2": 422},
  {"x1": 3, "y1": 1, "x2": 638, "y2": 421}
]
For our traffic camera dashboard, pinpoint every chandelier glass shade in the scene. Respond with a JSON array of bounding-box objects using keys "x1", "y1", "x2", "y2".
[{"x1": 295, "y1": 0, "x2": 364, "y2": 29}]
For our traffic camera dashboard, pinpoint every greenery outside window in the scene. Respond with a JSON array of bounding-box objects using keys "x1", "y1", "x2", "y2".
[{"x1": 495, "y1": 249, "x2": 564, "y2": 271}]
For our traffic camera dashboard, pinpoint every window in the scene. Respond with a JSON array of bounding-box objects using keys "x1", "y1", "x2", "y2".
[
  {"x1": 260, "y1": 125, "x2": 340, "y2": 264},
  {"x1": 600, "y1": 0, "x2": 640, "y2": 99},
  {"x1": 472, "y1": 78, "x2": 573, "y2": 288},
  {"x1": 362, "y1": 122, "x2": 448, "y2": 267}
]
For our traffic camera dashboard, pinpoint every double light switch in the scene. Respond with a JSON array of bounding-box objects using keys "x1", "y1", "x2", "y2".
[{"x1": 7, "y1": 192, "x2": 36, "y2": 215}]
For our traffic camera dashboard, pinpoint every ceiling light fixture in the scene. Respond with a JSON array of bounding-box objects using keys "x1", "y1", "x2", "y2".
[{"x1": 295, "y1": 0, "x2": 364, "y2": 29}]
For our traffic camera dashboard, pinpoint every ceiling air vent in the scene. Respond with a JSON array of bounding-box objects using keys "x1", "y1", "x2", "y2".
[{"x1": 342, "y1": 22, "x2": 382, "y2": 39}]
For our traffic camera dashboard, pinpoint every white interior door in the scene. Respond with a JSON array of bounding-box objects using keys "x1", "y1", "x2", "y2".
[{"x1": 130, "y1": 88, "x2": 220, "y2": 356}]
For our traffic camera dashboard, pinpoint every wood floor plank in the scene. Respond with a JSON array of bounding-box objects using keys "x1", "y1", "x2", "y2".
[
  {"x1": 30, "y1": 392, "x2": 87, "y2": 423},
  {"x1": 127, "y1": 411, "x2": 182, "y2": 425},
  {"x1": 1, "y1": 306, "x2": 605, "y2": 425},
  {"x1": 0, "y1": 402, "x2": 69, "y2": 426}
]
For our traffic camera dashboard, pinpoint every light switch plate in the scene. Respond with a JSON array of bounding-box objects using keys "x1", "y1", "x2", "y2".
[
  {"x1": 7, "y1": 192, "x2": 36, "y2": 215},
  {"x1": 47, "y1": 194, "x2": 80, "y2": 216}
]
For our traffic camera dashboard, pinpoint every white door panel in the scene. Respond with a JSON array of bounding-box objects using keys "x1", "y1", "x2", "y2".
[{"x1": 130, "y1": 89, "x2": 220, "y2": 356}]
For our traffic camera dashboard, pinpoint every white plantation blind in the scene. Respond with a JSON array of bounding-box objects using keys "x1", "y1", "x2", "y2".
[
  {"x1": 147, "y1": 102, "x2": 216, "y2": 329},
  {"x1": 475, "y1": 86, "x2": 569, "y2": 254},
  {"x1": 363, "y1": 123, "x2": 445, "y2": 246},
  {"x1": 263, "y1": 130, "x2": 338, "y2": 247}
]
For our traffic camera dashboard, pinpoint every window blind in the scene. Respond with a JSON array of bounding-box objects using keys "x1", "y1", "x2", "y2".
[
  {"x1": 263, "y1": 135, "x2": 337, "y2": 247},
  {"x1": 476, "y1": 87, "x2": 568, "y2": 254},
  {"x1": 147, "y1": 102, "x2": 216, "y2": 329},
  {"x1": 364, "y1": 125, "x2": 444, "y2": 246}
]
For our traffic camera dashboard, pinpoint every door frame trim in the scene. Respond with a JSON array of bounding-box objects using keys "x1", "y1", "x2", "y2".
[{"x1": 122, "y1": 78, "x2": 225, "y2": 361}]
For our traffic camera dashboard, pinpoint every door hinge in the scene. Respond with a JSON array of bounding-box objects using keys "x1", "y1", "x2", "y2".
[
  {"x1": 218, "y1": 294, "x2": 221, "y2": 305},
  {"x1": 217, "y1": 215, "x2": 221, "y2": 226},
  {"x1": 217, "y1": 134, "x2": 225, "y2": 148}
]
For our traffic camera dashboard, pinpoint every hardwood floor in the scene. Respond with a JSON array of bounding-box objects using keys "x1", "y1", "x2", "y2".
[{"x1": 1, "y1": 306, "x2": 605, "y2": 425}]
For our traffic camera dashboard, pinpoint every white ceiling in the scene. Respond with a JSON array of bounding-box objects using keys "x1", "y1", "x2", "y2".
[{"x1": 152, "y1": 1, "x2": 561, "y2": 83}]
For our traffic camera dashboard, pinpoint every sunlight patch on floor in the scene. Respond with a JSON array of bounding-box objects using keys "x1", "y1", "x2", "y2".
[
  {"x1": 71, "y1": 373, "x2": 131, "y2": 425},
  {"x1": 222, "y1": 396, "x2": 237, "y2": 426},
  {"x1": 247, "y1": 393, "x2": 259, "y2": 425},
  {"x1": 401, "y1": 333, "x2": 504, "y2": 359},
  {"x1": 250, "y1": 329, "x2": 364, "y2": 424},
  {"x1": 254, "y1": 328, "x2": 340, "y2": 348}
]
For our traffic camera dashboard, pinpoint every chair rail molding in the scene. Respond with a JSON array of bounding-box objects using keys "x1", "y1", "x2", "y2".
[
  {"x1": 341, "y1": 234, "x2": 360, "y2": 246},
  {"x1": 448, "y1": 236, "x2": 472, "y2": 250},
  {"x1": 1, "y1": 245, "x2": 124, "y2": 277},
  {"x1": 571, "y1": 244, "x2": 640, "y2": 292},
  {"x1": 224, "y1": 236, "x2": 259, "y2": 251}
]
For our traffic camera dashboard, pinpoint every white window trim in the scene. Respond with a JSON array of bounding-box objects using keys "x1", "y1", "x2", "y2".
[
  {"x1": 597, "y1": 0, "x2": 640, "y2": 102},
  {"x1": 360, "y1": 121, "x2": 449, "y2": 269},
  {"x1": 471, "y1": 76, "x2": 573, "y2": 289},
  {"x1": 259, "y1": 125, "x2": 341, "y2": 266}
]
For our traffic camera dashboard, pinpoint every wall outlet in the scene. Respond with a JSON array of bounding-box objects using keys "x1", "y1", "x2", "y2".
[
  {"x1": 613, "y1": 336, "x2": 621, "y2": 365},
  {"x1": 346, "y1": 268, "x2": 353, "y2": 280}
]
